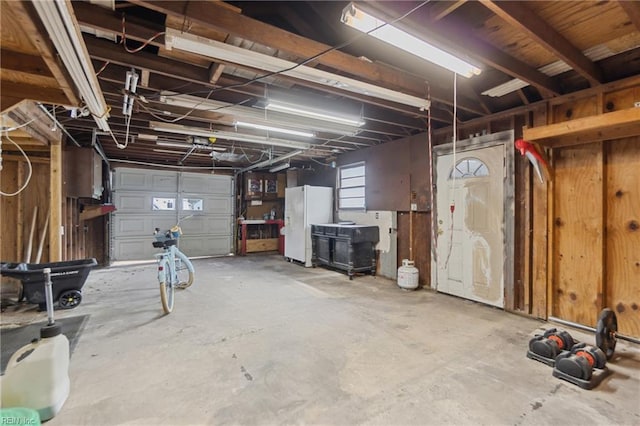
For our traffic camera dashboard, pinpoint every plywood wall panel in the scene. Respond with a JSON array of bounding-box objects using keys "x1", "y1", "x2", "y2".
[
  {"x1": 553, "y1": 142, "x2": 603, "y2": 327},
  {"x1": 552, "y1": 96, "x2": 598, "y2": 123},
  {"x1": 605, "y1": 138, "x2": 640, "y2": 338}
]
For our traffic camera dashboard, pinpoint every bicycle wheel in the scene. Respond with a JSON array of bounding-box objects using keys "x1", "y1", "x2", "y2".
[
  {"x1": 159, "y1": 258, "x2": 175, "y2": 314},
  {"x1": 175, "y1": 253, "x2": 194, "y2": 289}
]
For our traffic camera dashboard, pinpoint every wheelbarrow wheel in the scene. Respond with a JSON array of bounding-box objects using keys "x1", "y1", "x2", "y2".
[{"x1": 58, "y1": 290, "x2": 82, "y2": 309}]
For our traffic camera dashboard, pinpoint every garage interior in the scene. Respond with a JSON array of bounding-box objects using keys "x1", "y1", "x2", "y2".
[{"x1": 1, "y1": 0, "x2": 639, "y2": 424}]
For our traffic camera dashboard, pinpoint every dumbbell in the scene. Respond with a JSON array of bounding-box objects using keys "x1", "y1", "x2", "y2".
[
  {"x1": 555, "y1": 342, "x2": 607, "y2": 381},
  {"x1": 529, "y1": 328, "x2": 575, "y2": 360},
  {"x1": 596, "y1": 308, "x2": 617, "y2": 360}
]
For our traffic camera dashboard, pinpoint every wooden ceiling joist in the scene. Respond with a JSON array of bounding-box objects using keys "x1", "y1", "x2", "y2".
[
  {"x1": 618, "y1": 0, "x2": 640, "y2": 33},
  {"x1": 480, "y1": 0, "x2": 602, "y2": 86}
]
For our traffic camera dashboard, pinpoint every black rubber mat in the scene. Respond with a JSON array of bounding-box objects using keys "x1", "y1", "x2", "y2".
[{"x1": 1, "y1": 315, "x2": 89, "y2": 375}]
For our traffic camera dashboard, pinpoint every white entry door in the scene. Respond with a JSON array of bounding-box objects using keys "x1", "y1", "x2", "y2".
[{"x1": 435, "y1": 144, "x2": 505, "y2": 307}]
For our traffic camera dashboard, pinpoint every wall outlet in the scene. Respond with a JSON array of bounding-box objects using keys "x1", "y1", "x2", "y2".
[{"x1": 410, "y1": 203, "x2": 417, "y2": 211}]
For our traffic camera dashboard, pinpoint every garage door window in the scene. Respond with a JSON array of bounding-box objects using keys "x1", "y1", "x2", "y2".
[
  {"x1": 152, "y1": 197, "x2": 176, "y2": 210},
  {"x1": 182, "y1": 198, "x2": 203, "y2": 211}
]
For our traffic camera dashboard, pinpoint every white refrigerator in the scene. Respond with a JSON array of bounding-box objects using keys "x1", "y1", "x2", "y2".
[{"x1": 284, "y1": 185, "x2": 333, "y2": 266}]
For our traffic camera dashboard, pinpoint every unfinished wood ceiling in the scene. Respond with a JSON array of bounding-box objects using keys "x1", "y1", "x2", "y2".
[{"x1": 2, "y1": 0, "x2": 639, "y2": 170}]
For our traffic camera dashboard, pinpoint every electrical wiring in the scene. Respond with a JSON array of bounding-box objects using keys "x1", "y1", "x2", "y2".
[
  {"x1": 0, "y1": 117, "x2": 38, "y2": 132},
  {"x1": 95, "y1": 60, "x2": 110, "y2": 76},
  {"x1": 0, "y1": 133, "x2": 33, "y2": 196},
  {"x1": 121, "y1": 14, "x2": 165, "y2": 54}
]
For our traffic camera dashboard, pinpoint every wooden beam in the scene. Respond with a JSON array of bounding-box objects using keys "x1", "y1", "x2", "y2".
[
  {"x1": 208, "y1": 63, "x2": 225, "y2": 85},
  {"x1": 49, "y1": 139, "x2": 62, "y2": 261},
  {"x1": 0, "y1": 50, "x2": 54, "y2": 77},
  {"x1": 73, "y1": 1, "x2": 166, "y2": 46},
  {"x1": 480, "y1": 1, "x2": 602, "y2": 86},
  {"x1": 1, "y1": 81, "x2": 70, "y2": 108},
  {"x1": 6, "y1": 1, "x2": 80, "y2": 106},
  {"x1": 618, "y1": 0, "x2": 640, "y2": 32},
  {"x1": 523, "y1": 108, "x2": 640, "y2": 147},
  {"x1": 429, "y1": 0, "x2": 467, "y2": 21}
]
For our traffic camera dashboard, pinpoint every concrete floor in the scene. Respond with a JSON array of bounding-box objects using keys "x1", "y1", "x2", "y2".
[{"x1": 2, "y1": 254, "x2": 639, "y2": 425}]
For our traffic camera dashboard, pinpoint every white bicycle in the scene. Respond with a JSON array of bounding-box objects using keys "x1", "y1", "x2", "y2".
[{"x1": 152, "y1": 217, "x2": 195, "y2": 314}]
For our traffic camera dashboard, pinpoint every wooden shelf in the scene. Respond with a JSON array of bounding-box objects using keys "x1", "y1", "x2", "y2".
[
  {"x1": 79, "y1": 204, "x2": 116, "y2": 221},
  {"x1": 523, "y1": 107, "x2": 640, "y2": 148}
]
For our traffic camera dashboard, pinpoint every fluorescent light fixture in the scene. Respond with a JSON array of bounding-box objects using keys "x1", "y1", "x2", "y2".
[
  {"x1": 165, "y1": 28, "x2": 430, "y2": 110},
  {"x1": 240, "y1": 150, "x2": 304, "y2": 173},
  {"x1": 159, "y1": 92, "x2": 362, "y2": 136},
  {"x1": 265, "y1": 100, "x2": 365, "y2": 127},
  {"x1": 32, "y1": 0, "x2": 111, "y2": 131},
  {"x1": 156, "y1": 140, "x2": 227, "y2": 151},
  {"x1": 340, "y1": 3, "x2": 481, "y2": 78},
  {"x1": 149, "y1": 121, "x2": 312, "y2": 150},
  {"x1": 269, "y1": 162, "x2": 290, "y2": 173},
  {"x1": 137, "y1": 133, "x2": 158, "y2": 141},
  {"x1": 235, "y1": 121, "x2": 314, "y2": 138}
]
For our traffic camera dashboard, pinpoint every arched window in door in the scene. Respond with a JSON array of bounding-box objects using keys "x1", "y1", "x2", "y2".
[{"x1": 449, "y1": 157, "x2": 489, "y2": 179}]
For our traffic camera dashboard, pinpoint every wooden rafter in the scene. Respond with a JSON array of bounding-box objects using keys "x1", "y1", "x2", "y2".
[
  {"x1": 618, "y1": 0, "x2": 640, "y2": 32},
  {"x1": 428, "y1": 0, "x2": 467, "y2": 22},
  {"x1": 480, "y1": 1, "x2": 602, "y2": 86},
  {"x1": 3, "y1": 1, "x2": 80, "y2": 107}
]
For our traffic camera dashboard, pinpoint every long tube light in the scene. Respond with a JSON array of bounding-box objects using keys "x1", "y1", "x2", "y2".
[
  {"x1": 32, "y1": 0, "x2": 110, "y2": 131},
  {"x1": 159, "y1": 92, "x2": 362, "y2": 136},
  {"x1": 340, "y1": 3, "x2": 481, "y2": 78},
  {"x1": 165, "y1": 28, "x2": 430, "y2": 110},
  {"x1": 235, "y1": 121, "x2": 314, "y2": 138},
  {"x1": 269, "y1": 162, "x2": 290, "y2": 173},
  {"x1": 240, "y1": 150, "x2": 304, "y2": 173},
  {"x1": 264, "y1": 100, "x2": 365, "y2": 127},
  {"x1": 156, "y1": 140, "x2": 226, "y2": 151},
  {"x1": 149, "y1": 121, "x2": 312, "y2": 150}
]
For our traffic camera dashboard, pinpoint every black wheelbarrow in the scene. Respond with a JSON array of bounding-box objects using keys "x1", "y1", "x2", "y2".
[{"x1": 0, "y1": 258, "x2": 97, "y2": 310}]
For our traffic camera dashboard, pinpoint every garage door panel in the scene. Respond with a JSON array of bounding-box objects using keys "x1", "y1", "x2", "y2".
[
  {"x1": 180, "y1": 216, "x2": 232, "y2": 236},
  {"x1": 114, "y1": 169, "x2": 178, "y2": 191},
  {"x1": 114, "y1": 239, "x2": 155, "y2": 261},
  {"x1": 179, "y1": 235, "x2": 233, "y2": 257},
  {"x1": 181, "y1": 174, "x2": 232, "y2": 194},
  {"x1": 112, "y1": 168, "x2": 234, "y2": 261}
]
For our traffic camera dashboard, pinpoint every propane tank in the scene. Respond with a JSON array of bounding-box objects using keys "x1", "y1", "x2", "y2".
[{"x1": 397, "y1": 259, "x2": 419, "y2": 290}]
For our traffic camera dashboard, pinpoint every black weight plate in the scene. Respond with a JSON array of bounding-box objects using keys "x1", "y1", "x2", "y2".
[{"x1": 595, "y1": 308, "x2": 617, "y2": 360}]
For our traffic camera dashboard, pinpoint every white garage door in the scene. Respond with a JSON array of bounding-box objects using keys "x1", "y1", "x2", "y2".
[{"x1": 111, "y1": 167, "x2": 234, "y2": 261}]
